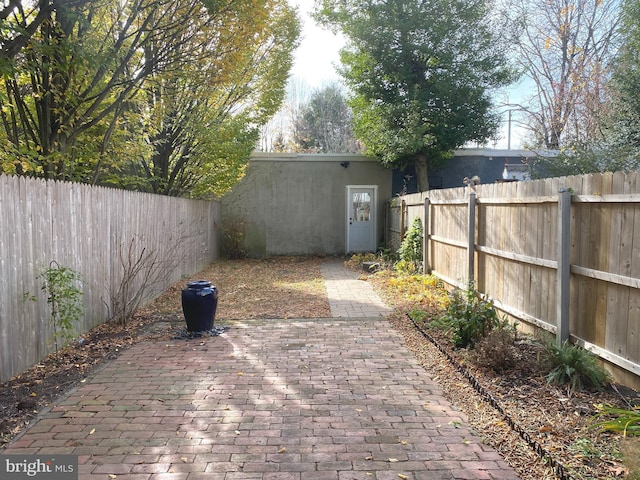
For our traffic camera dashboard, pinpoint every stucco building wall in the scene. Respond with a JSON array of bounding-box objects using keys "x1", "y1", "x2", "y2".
[{"x1": 220, "y1": 153, "x2": 393, "y2": 257}]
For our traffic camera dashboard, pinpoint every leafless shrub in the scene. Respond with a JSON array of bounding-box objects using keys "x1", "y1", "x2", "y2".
[
  {"x1": 106, "y1": 233, "x2": 186, "y2": 326},
  {"x1": 470, "y1": 327, "x2": 517, "y2": 373},
  {"x1": 221, "y1": 217, "x2": 247, "y2": 259}
]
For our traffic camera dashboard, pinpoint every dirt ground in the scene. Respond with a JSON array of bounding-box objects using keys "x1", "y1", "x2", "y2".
[{"x1": 1, "y1": 256, "x2": 639, "y2": 480}]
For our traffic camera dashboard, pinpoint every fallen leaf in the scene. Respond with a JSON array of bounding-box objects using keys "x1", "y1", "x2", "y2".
[
  {"x1": 398, "y1": 475, "x2": 408, "y2": 480},
  {"x1": 388, "y1": 458, "x2": 399, "y2": 463},
  {"x1": 608, "y1": 465, "x2": 628, "y2": 476},
  {"x1": 278, "y1": 447, "x2": 287, "y2": 453},
  {"x1": 180, "y1": 457, "x2": 188, "y2": 463},
  {"x1": 89, "y1": 428, "x2": 95, "y2": 435}
]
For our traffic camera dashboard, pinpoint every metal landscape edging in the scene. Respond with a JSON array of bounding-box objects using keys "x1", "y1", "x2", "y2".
[{"x1": 406, "y1": 313, "x2": 576, "y2": 480}]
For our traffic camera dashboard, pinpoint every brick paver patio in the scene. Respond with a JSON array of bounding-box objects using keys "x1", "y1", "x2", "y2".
[{"x1": 1, "y1": 261, "x2": 519, "y2": 479}]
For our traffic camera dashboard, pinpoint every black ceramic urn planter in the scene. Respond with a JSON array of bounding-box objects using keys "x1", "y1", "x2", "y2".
[{"x1": 181, "y1": 280, "x2": 218, "y2": 332}]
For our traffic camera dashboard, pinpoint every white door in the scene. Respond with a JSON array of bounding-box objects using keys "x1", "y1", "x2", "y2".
[{"x1": 346, "y1": 186, "x2": 377, "y2": 253}]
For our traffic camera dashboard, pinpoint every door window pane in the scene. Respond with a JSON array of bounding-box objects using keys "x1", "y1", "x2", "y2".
[{"x1": 352, "y1": 192, "x2": 371, "y2": 222}]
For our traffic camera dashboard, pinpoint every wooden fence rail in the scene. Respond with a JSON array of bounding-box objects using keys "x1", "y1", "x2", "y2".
[
  {"x1": 0, "y1": 175, "x2": 220, "y2": 382},
  {"x1": 389, "y1": 171, "x2": 640, "y2": 389}
]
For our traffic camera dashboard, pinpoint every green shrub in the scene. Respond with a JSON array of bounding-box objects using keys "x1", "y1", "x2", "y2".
[
  {"x1": 409, "y1": 306, "x2": 430, "y2": 323},
  {"x1": 545, "y1": 341, "x2": 611, "y2": 391},
  {"x1": 396, "y1": 217, "x2": 423, "y2": 273},
  {"x1": 24, "y1": 262, "x2": 84, "y2": 357},
  {"x1": 593, "y1": 404, "x2": 640, "y2": 437},
  {"x1": 440, "y1": 285, "x2": 501, "y2": 348},
  {"x1": 43, "y1": 262, "x2": 83, "y2": 355}
]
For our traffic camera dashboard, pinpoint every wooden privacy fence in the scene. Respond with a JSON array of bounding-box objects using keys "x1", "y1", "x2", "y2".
[
  {"x1": 0, "y1": 175, "x2": 220, "y2": 382},
  {"x1": 389, "y1": 171, "x2": 640, "y2": 388}
]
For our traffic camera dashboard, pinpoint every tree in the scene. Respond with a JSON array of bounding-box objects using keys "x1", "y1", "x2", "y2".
[
  {"x1": 111, "y1": 0, "x2": 300, "y2": 197},
  {"x1": 529, "y1": 0, "x2": 640, "y2": 178},
  {"x1": 0, "y1": 0, "x2": 300, "y2": 199},
  {"x1": 315, "y1": 0, "x2": 512, "y2": 191},
  {"x1": 258, "y1": 77, "x2": 310, "y2": 152},
  {"x1": 503, "y1": 0, "x2": 621, "y2": 149},
  {"x1": 529, "y1": 144, "x2": 640, "y2": 179},
  {"x1": 294, "y1": 83, "x2": 360, "y2": 153},
  {"x1": 0, "y1": 0, "x2": 90, "y2": 63},
  {"x1": 0, "y1": 0, "x2": 200, "y2": 179},
  {"x1": 606, "y1": 0, "x2": 640, "y2": 157}
]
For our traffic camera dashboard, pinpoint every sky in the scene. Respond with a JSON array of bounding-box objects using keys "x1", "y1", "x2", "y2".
[
  {"x1": 288, "y1": 0, "x2": 344, "y2": 89},
  {"x1": 287, "y1": 0, "x2": 529, "y2": 150}
]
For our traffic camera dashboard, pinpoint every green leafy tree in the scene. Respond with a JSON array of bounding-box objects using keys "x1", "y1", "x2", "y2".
[
  {"x1": 315, "y1": 0, "x2": 512, "y2": 191},
  {"x1": 0, "y1": 0, "x2": 198, "y2": 180},
  {"x1": 108, "y1": 0, "x2": 300, "y2": 198},
  {"x1": 605, "y1": 0, "x2": 640, "y2": 162},
  {"x1": 530, "y1": 143, "x2": 640, "y2": 179},
  {"x1": 0, "y1": 0, "x2": 299, "y2": 198},
  {"x1": 0, "y1": 0, "x2": 90, "y2": 63},
  {"x1": 294, "y1": 84, "x2": 360, "y2": 153}
]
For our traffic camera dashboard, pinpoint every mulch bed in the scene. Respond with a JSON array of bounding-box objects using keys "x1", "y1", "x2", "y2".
[{"x1": 386, "y1": 309, "x2": 640, "y2": 480}]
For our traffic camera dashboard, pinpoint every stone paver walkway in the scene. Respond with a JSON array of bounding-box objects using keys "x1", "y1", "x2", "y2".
[
  {"x1": 320, "y1": 260, "x2": 392, "y2": 318},
  {"x1": 1, "y1": 261, "x2": 519, "y2": 480}
]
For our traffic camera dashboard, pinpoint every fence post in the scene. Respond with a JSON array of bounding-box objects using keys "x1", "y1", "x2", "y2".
[
  {"x1": 557, "y1": 189, "x2": 571, "y2": 346},
  {"x1": 383, "y1": 201, "x2": 389, "y2": 247},
  {"x1": 423, "y1": 197, "x2": 430, "y2": 273},
  {"x1": 467, "y1": 192, "x2": 476, "y2": 285},
  {"x1": 400, "y1": 199, "x2": 406, "y2": 239}
]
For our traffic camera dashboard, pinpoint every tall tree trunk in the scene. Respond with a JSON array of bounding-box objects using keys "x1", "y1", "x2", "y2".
[{"x1": 414, "y1": 153, "x2": 429, "y2": 192}]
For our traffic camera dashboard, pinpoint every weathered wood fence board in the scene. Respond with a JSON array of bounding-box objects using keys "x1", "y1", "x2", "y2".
[
  {"x1": 0, "y1": 175, "x2": 220, "y2": 382},
  {"x1": 389, "y1": 171, "x2": 640, "y2": 388}
]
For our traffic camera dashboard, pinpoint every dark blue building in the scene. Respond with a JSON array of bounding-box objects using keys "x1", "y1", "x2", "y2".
[{"x1": 392, "y1": 149, "x2": 536, "y2": 195}]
